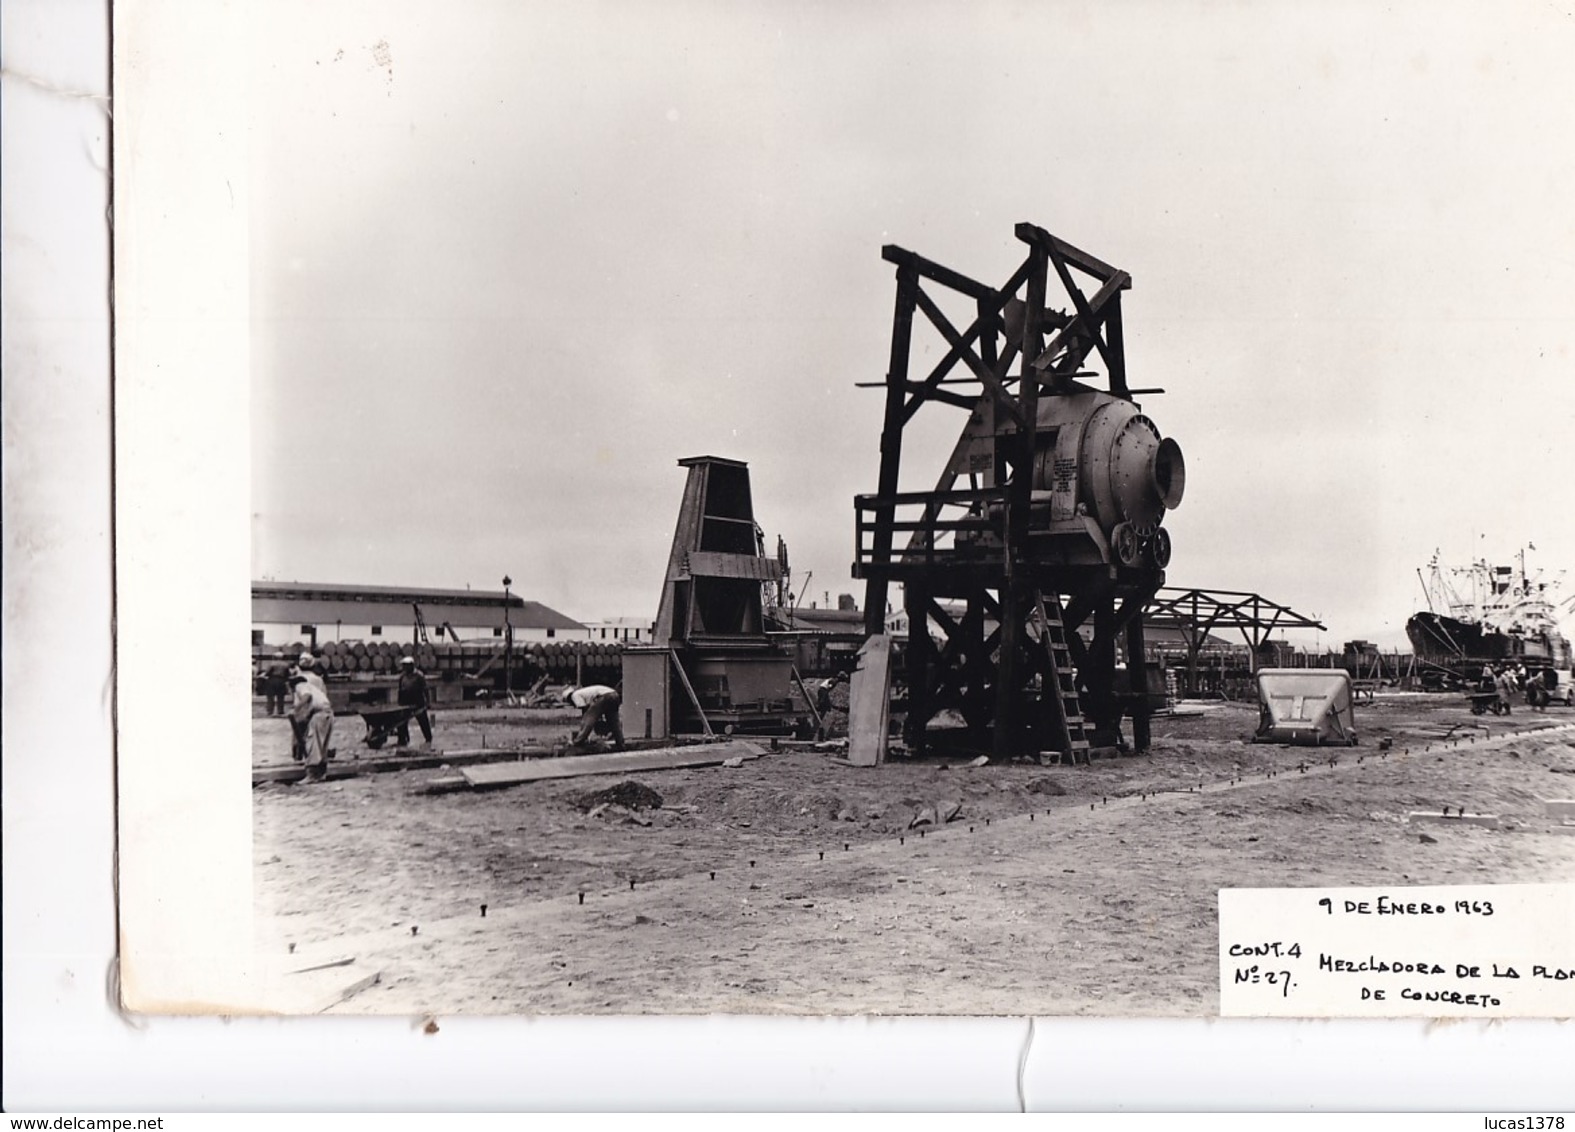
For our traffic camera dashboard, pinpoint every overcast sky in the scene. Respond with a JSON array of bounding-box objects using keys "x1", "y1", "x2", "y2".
[{"x1": 248, "y1": 1, "x2": 1575, "y2": 647}]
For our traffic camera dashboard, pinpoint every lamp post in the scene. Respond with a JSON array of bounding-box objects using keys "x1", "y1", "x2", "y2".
[{"x1": 502, "y1": 575, "x2": 513, "y2": 701}]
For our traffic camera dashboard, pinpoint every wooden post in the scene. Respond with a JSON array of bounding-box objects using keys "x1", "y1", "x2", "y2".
[
  {"x1": 848, "y1": 634, "x2": 893, "y2": 766},
  {"x1": 1089, "y1": 596, "x2": 1119, "y2": 740},
  {"x1": 668, "y1": 649, "x2": 715, "y2": 739},
  {"x1": 864, "y1": 267, "x2": 918, "y2": 636},
  {"x1": 790, "y1": 664, "x2": 823, "y2": 737},
  {"x1": 902, "y1": 583, "x2": 930, "y2": 750},
  {"x1": 1125, "y1": 614, "x2": 1151, "y2": 754},
  {"x1": 993, "y1": 581, "x2": 1021, "y2": 761}
]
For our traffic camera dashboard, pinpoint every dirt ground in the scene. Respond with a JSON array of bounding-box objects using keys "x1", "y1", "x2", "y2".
[{"x1": 251, "y1": 694, "x2": 1575, "y2": 1015}]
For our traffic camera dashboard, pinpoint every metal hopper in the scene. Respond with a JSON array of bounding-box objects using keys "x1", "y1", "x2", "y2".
[{"x1": 1253, "y1": 668, "x2": 1358, "y2": 746}]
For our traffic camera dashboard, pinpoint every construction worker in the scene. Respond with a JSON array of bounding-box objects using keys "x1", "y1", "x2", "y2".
[
  {"x1": 396, "y1": 655, "x2": 434, "y2": 746},
  {"x1": 1525, "y1": 668, "x2": 1549, "y2": 712},
  {"x1": 1494, "y1": 666, "x2": 1515, "y2": 715},
  {"x1": 297, "y1": 651, "x2": 328, "y2": 695},
  {"x1": 288, "y1": 672, "x2": 334, "y2": 782},
  {"x1": 263, "y1": 653, "x2": 291, "y2": 715},
  {"x1": 288, "y1": 653, "x2": 331, "y2": 762},
  {"x1": 562, "y1": 684, "x2": 625, "y2": 750}
]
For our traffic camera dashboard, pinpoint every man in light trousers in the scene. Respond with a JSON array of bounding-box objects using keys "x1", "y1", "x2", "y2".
[{"x1": 289, "y1": 672, "x2": 335, "y2": 782}]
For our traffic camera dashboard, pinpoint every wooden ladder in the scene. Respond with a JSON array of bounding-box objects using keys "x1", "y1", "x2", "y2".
[{"x1": 1035, "y1": 590, "x2": 1090, "y2": 765}]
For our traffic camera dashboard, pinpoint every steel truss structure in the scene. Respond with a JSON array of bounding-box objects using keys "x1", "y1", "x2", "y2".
[{"x1": 1144, "y1": 587, "x2": 1325, "y2": 693}]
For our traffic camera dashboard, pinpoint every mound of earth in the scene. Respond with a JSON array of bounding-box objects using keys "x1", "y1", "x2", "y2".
[{"x1": 576, "y1": 780, "x2": 663, "y2": 812}]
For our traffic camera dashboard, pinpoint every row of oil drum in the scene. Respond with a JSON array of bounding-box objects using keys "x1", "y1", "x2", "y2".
[
  {"x1": 417, "y1": 640, "x2": 626, "y2": 676},
  {"x1": 263, "y1": 639, "x2": 439, "y2": 673},
  {"x1": 259, "y1": 637, "x2": 625, "y2": 683},
  {"x1": 523, "y1": 640, "x2": 624, "y2": 684}
]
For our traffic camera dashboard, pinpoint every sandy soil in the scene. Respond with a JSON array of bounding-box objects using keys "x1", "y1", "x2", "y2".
[{"x1": 251, "y1": 695, "x2": 1575, "y2": 1015}]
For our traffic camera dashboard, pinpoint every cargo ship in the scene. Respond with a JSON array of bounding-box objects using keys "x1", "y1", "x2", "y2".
[{"x1": 1406, "y1": 549, "x2": 1571, "y2": 688}]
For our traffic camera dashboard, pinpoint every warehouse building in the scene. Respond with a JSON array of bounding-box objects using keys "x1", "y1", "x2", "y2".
[
  {"x1": 580, "y1": 616, "x2": 655, "y2": 644},
  {"x1": 251, "y1": 581, "x2": 590, "y2": 649}
]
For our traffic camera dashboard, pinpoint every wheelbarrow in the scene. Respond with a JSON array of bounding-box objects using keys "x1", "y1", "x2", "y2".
[
  {"x1": 1466, "y1": 691, "x2": 1507, "y2": 716},
  {"x1": 357, "y1": 703, "x2": 421, "y2": 749}
]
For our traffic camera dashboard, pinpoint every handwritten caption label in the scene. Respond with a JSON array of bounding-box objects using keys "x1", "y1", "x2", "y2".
[{"x1": 1219, "y1": 884, "x2": 1575, "y2": 1017}]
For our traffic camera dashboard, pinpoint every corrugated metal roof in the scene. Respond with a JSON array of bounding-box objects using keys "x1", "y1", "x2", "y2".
[
  {"x1": 253, "y1": 580, "x2": 520, "y2": 606},
  {"x1": 251, "y1": 582, "x2": 586, "y2": 631}
]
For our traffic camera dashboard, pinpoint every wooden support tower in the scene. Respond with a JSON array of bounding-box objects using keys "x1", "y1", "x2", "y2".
[{"x1": 853, "y1": 224, "x2": 1186, "y2": 762}]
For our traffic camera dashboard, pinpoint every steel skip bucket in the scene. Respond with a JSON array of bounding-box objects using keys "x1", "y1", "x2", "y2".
[{"x1": 1253, "y1": 668, "x2": 1357, "y2": 746}]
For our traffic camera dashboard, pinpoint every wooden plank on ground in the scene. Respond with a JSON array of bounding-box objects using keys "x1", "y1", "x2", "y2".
[
  {"x1": 457, "y1": 741, "x2": 762, "y2": 788},
  {"x1": 252, "y1": 746, "x2": 553, "y2": 786},
  {"x1": 252, "y1": 956, "x2": 381, "y2": 1014},
  {"x1": 847, "y1": 634, "x2": 893, "y2": 767},
  {"x1": 253, "y1": 761, "x2": 366, "y2": 787},
  {"x1": 1406, "y1": 810, "x2": 1501, "y2": 830}
]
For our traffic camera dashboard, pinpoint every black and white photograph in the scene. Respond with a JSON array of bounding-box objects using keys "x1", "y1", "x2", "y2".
[
  {"x1": 11, "y1": 0, "x2": 1572, "y2": 1108},
  {"x1": 123, "y1": 0, "x2": 1575, "y2": 1020}
]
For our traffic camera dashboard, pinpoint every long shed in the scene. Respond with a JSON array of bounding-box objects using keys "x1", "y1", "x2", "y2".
[{"x1": 251, "y1": 580, "x2": 589, "y2": 649}]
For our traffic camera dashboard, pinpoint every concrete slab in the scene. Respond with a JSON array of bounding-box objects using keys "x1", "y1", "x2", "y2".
[
  {"x1": 253, "y1": 746, "x2": 542, "y2": 786},
  {"x1": 457, "y1": 741, "x2": 762, "y2": 788}
]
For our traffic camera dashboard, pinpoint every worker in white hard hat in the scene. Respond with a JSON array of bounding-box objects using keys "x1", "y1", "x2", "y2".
[
  {"x1": 288, "y1": 672, "x2": 334, "y2": 782},
  {"x1": 561, "y1": 684, "x2": 624, "y2": 750},
  {"x1": 284, "y1": 652, "x2": 328, "y2": 761},
  {"x1": 295, "y1": 651, "x2": 328, "y2": 695},
  {"x1": 395, "y1": 655, "x2": 433, "y2": 746}
]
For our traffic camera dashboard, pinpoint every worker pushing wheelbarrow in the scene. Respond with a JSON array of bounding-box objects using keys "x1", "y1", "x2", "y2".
[
  {"x1": 356, "y1": 703, "x2": 424, "y2": 749},
  {"x1": 1467, "y1": 689, "x2": 1508, "y2": 716},
  {"x1": 359, "y1": 655, "x2": 436, "y2": 749}
]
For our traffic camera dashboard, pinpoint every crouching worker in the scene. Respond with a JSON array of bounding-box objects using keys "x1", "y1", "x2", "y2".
[
  {"x1": 562, "y1": 684, "x2": 625, "y2": 750},
  {"x1": 289, "y1": 672, "x2": 335, "y2": 782}
]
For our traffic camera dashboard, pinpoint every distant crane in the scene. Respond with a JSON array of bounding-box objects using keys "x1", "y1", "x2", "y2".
[{"x1": 412, "y1": 603, "x2": 460, "y2": 645}]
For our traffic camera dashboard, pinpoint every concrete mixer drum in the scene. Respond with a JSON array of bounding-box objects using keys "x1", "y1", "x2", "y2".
[{"x1": 1031, "y1": 392, "x2": 1185, "y2": 567}]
